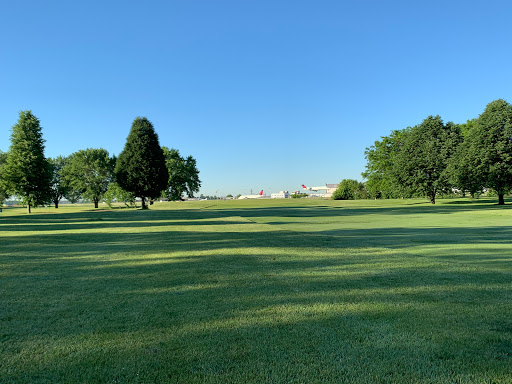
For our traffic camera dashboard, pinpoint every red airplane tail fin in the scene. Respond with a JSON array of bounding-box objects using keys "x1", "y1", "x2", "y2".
[
  {"x1": 259, "y1": 190, "x2": 263, "y2": 195},
  {"x1": 302, "y1": 184, "x2": 307, "y2": 189}
]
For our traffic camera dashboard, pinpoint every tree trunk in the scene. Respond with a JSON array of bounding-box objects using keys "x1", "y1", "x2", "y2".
[
  {"x1": 27, "y1": 204, "x2": 31, "y2": 214},
  {"x1": 429, "y1": 194, "x2": 436, "y2": 204},
  {"x1": 498, "y1": 194, "x2": 505, "y2": 205},
  {"x1": 94, "y1": 198, "x2": 99, "y2": 208},
  {"x1": 54, "y1": 200, "x2": 59, "y2": 209},
  {"x1": 141, "y1": 196, "x2": 147, "y2": 209}
]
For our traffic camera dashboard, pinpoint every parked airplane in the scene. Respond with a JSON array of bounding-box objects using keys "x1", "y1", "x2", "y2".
[
  {"x1": 302, "y1": 184, "x2": 329, "y2": 192},
  {"x1": 238, "y1": 190, "x2": 266, "y2": 199}
]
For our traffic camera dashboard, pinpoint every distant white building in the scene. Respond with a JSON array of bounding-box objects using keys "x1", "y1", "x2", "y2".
[
  {"x1": 324, "y1": 184, "x2": 338, "y2": 198},
  {"x1": 271, "y1": 191, "x2": 290, "y2": 199}
]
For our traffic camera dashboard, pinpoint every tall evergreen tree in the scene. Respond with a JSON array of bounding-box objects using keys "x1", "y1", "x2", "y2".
[
  {"x1": 115, "y1": 117, "x2": 168, "y2": 209},
  {"x1": 3, "y1": 111, "x2": 51, "y2": 213}
]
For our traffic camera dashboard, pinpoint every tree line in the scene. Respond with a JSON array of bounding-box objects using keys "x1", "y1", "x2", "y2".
[
  {"x1": 333, "y1": 99, "x2": 512, "y2": 205},
  {"x1": 0, "y1": 112, "x2": 201, "y2": 213}
]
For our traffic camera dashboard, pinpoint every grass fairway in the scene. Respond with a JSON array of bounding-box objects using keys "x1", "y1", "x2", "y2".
[{"x1": 1, "y1": 198, "x2": 511, "y2": 383}]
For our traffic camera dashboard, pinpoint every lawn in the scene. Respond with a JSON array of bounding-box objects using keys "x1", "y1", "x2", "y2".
[{"x1": 1, "y1": 198, "x2": 511, "y2": 383}]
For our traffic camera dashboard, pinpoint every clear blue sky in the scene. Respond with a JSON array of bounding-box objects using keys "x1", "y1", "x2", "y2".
[{"x1": 1, "y1": 1, "x2": 511, "y2": 196}]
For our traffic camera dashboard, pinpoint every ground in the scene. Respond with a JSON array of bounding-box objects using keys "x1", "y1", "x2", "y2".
[{"x1": 1, "y1": 198, "x2": 511, "y2": 383}]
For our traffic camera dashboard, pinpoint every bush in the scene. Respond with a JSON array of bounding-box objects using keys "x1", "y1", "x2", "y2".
[{"x1": 332, "y1": 179, "x2": 368, "y2": 200}]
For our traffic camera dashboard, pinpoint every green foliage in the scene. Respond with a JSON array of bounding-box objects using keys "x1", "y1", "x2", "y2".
[
  {"x1": 48, "y1": 156, "x2": 70, "y2": 208},
  {"x1": 362, "y1": 129, "x2": 409, "y2": 199},
  {"x1": 468, "y1": 99, "x2": 512, "y2": 204},
  {"x1": 64, "y1": 189, "x2": 82, "y2": 204},
  {"x1": 446, "y1": 123, "x2": 484, "y2": 198},
  {"x1": 2, "y1": 111, "x2": 51, "y2": 213},
  {"x1": 459, "y1": 118, "x2": 477, "y2": 138},
  {"x1": 103, "y1": 182, "x2": 136, "y2": 208},
  {"x1": 115, "y1": 117, "x2": 168, "y2": 209},
  {"x1": 393, "y1": 116, "x2": 461, "y2": 204},
  {"x1": 62, "y1": 148, "x2": 115, "y2": 208},
  {"x1": 332, "y1": 179, "x2": 368, "y2": 200},
  {"x1": 0, "y1": 151, "x2": 9, "y2": 203},
  {"x1": 291, "y1": 193, "x2": 308, "y2": 199},
  {"x1": 162, "y1": 147, "x2": 201, "y2": 201}
]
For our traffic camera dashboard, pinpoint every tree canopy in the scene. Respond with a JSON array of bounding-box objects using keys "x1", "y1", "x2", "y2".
[
  {"x1": 162, "y1": 147, "x2": 201, "y2": 201},
  {"x1": 2, "y1": 111, "x2": 51, "y2": 213},
  {"x1": 363, "y1": 99, "x2": 512, "y2": 205},
  {"x1": 393, "y1": 116, "x2": 461, "y2": 204},
  {"x1": 464, "y1": 99, "x2": 512, "y2": 204},
  {"x1": 62, "y1": 148, "x2": 115, "y2": 208},
  {"x1": 362, "y1": 129, "x2": 409, "y2": 199},
  {"x1": 115, "y1": 117, "x2": 168, "y2": 209},
  {"x1": 48, "y1": 156, "x2": 70, "y2": 208}
]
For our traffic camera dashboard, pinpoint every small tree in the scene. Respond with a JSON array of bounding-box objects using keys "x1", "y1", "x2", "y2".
[
  {"x1": 48, "y1": 156, "x2": 70, "y2": 208},
  {"x1": 162, "y1": 147, "x2": 201, "y2": 201},
  {"x1": 115, "y1": 117, "x2": 168, "y2": 209},
  {"x1": 3, "y1": 111, "x2": 51, "y2": 213},
  {"x1": 62, "y1": 148, "x2": 115, "y2": 208}
]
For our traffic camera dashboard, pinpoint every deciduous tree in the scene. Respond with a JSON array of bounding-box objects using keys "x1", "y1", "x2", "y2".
[
  {"x1": 393, "y1": 116, "x2": 461, "y2": 204},
  {"x1": 48, "y1": 156, "x2": 70, "y2": 208},
  {"x1": 362, "y1": 129, "x2": 409, "y2": 199},
  {"x1": 62, "y1": 148, "x2": 115, "y2": 208},
  {"x1": 162, "y1": 147, "x2": 201, "y2": 201},
  {"x1": 466, "y1": 99, "x2": 512, "y2": 204}
]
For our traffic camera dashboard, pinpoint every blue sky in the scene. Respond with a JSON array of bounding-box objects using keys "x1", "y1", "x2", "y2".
[{"x1": 1, "y1": 1, "x2": 511, "y2": 196}]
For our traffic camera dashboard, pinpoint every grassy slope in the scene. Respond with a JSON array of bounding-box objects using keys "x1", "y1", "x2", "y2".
[{"x1": 0, "y1": 198, "x2": 511, "y2": 383}]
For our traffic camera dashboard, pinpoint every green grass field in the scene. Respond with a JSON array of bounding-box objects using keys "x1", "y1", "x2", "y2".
[{"x1": 1, "y1": 198, "x2": 511, "y2": 383}]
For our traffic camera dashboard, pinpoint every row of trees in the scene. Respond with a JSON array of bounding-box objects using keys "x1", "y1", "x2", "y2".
[
  {"x1": 0, "y1": 112, "x2": 201, "y2": 213},
  {"x1": 362, "y1": 99, "x2": 512, "y2": 204}
]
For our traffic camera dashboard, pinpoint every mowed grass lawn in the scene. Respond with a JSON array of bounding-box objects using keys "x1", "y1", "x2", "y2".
[{"x1": 1, "y1": 198, "x2": 511, "y2": 383}]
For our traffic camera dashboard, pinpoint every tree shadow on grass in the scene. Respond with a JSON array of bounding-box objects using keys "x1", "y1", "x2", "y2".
[
  {"x1": 3, "y1": 199, "x2": 512, "y2": 233},
  {"x1": 2, "y1": 241, "x2": 511, "y2": 383},
  {"x1": 2, "y1": 208, "x2": 512, "y2": 382}
]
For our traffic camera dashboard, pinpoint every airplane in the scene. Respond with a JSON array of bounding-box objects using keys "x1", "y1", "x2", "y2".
[
  {"x1": 238, "y1": 190, "x2": 267, "y2": 199},
  {"x1": 302, "y1": 184, "x2": 330, "y2": 192}
]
